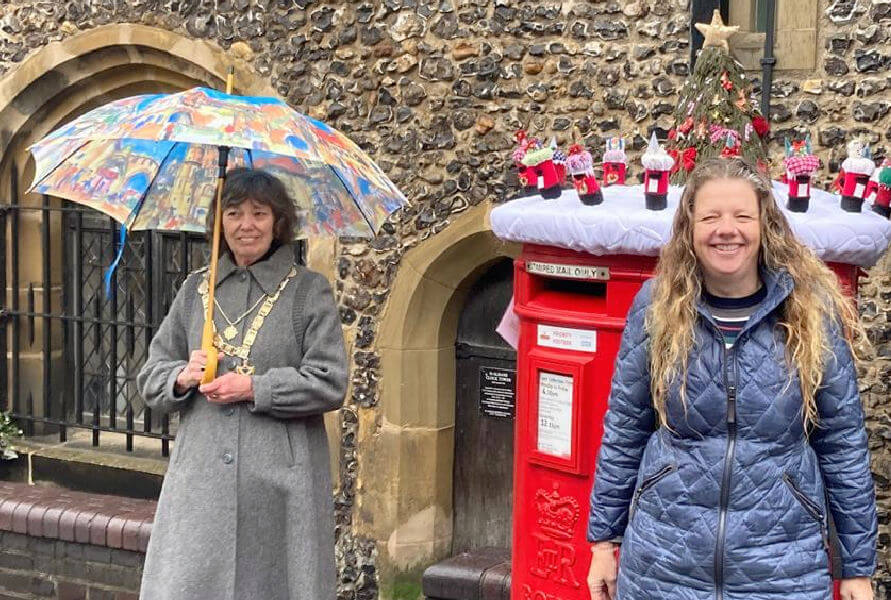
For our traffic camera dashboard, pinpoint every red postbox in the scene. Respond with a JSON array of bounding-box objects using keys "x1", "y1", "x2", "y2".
[
  {"x1": 509, "y1": 243, "x2": 858, "y2": 600},
  {"x1": 510, "y1": 245, "x2": 656, "y2": 600}
]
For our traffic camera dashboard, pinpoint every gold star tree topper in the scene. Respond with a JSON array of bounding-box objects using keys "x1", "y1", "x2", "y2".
[{"x1": 694, "y1": 9, "x2": 740, "y2": 52}]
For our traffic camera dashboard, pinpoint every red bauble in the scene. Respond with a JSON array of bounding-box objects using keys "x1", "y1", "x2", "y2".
[
  {"x1": 721, "y1": 145, "x2": 740, "y2": 158},
  {"x1": 752, "y1": 115, "x2": 770, "y2": 138},
  {"x1": 682, "y1": 147, "x2": 697, "y2": 172},
  {"x1": 668, "y1": 149, "x2": 680, "y2": 174},
  {"x1": 721, "y1": 72, "x2": 733, "y2": 91},
  {"x1": 668, "y1": 128, "x2": 677, "y2": 140}
]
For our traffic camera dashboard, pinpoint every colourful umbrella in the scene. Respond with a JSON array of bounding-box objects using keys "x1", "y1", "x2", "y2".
[
  {"x1": 29, "y1": 86, "x2": 407, "y2": 238},
  {"x1": 28, "y1": 77, "x2": 408, "y2": 383}
]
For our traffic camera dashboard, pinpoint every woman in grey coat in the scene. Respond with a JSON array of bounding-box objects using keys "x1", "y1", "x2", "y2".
[{"x1": 136, "y1": 168, "x2": 348, "y2": 600}]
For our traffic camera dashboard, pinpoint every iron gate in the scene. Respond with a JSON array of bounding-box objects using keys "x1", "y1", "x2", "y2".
[{"x1": 1, "y1": 168, "x2": 304, "y2": 456}]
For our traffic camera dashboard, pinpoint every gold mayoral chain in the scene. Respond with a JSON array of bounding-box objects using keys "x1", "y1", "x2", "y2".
[
  {"x1": 216, "y1": 294, "x2": 266, "y2": 341},
  {"x1": 198, "y1": 266, "x2": 298, "y2": 376}
]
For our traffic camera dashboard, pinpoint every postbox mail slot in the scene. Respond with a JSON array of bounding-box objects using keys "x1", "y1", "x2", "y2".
[
  {"x1": 517, "y1": 255, "x2": 655, "y2": 320},
  {"x1": 538, "y1": 276, "x2": 607, "y2": 299},
  {"x1": 527, "y1": 276, "x2": 608, "y2": 317}
]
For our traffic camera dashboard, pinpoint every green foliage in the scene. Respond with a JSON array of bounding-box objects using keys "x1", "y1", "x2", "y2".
[
  {"x1": 0, "y1": 411, "x2": 22, "y2": 460},
  {"x1": 669, "y1": 46, "x2": 770, "y2": 183},
  {"x1": 382, "y1": 573, "x2": 424, "y2": 600}
]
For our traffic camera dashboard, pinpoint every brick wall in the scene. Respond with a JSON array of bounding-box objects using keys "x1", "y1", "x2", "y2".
[
  {"x1": 0, "y1": 483, "x2": 151, "y2": 600},
  {"x1": 0, "y1": 531, "x2": 143, "y2": 600}
]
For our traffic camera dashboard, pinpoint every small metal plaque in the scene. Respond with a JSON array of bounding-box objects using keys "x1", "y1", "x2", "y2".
[
  {"x1": 479, "y1": 367, "x2": 516, "y2": 419},
  {"x1": 526, "y1": 261, "x2": 610, "y2": 281}
]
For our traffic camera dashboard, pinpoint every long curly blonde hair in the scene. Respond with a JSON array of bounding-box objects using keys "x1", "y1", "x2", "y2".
[{"x1": 647, "y1": 157, "x2": 866, "y2": 430}]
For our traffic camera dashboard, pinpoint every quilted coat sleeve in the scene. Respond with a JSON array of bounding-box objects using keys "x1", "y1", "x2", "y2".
[
  {"x1": 810, "y1": 322, "x2": 877, "y2": 578},
  {"x1": 136, "y1": 274, "x2": 199, "y2": 415},
  {"x1": 587, "y1": 282, "x2": 656, "y2": 543},
  {"x1": 250, "y1": 272, "x2": 347, "y2": 419}
]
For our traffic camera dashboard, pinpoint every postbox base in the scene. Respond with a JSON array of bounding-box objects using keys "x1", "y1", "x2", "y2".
[
  {"x1": 873, "y1": 203, "x2": 890, "y2": 218},
  {"x1": 841, "y1": 195, "x2": 864, "y2": 212},
  {"x1": 580, "y1": 190, "x2": 604, "y2": 206},
  {"x1": 786, "y1": 196, "x2": 810, "y2": 213},
  {"x1": 645, "y1": 192, "x2": 667, "y2": 211}
]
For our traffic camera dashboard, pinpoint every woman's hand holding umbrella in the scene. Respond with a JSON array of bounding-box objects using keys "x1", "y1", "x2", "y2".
[
  {"x1": 199, "y1": 372, "x2": 253, "y2": 404},
  {"x1": 174, "y1": 349, "x2": 209, "y2": 395},
  {"x1": 173, "y1": 349, "x2": 253, "y2": 403}
]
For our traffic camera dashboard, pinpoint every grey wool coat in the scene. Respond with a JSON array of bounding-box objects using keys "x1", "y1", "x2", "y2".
[{"x1": 136, "y1": 244, "x2": 348, "y2": 600}]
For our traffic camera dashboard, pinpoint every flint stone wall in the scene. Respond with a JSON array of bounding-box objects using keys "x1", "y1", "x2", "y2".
[{"x1": 1, "y1": 0, "x2": 891, "y2": 597}]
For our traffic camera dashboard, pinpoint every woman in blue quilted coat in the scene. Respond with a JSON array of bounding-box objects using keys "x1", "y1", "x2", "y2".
[{"x1": 586, "y1": 157, "x2": 877, "y2": 600}]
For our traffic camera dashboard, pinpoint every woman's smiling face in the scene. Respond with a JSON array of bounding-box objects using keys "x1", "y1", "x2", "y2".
[
  {"x1": 222, "y1": 198, "x2": 275, "y2": 266},
  {"x1": 692, "y1": 177, "x2": 761, "y2": 296}
]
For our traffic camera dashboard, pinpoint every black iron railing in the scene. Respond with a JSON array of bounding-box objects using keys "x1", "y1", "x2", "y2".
[
  {"x1": 2, "y1": 206, "x2": 208, "y2": 456},
  {"x1": 0, "y1": 165, "x2": 208, "y2": 457}
]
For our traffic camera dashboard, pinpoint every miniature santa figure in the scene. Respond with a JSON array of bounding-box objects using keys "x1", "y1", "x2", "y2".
[
  {"x1": 566, "y1": 143, "x2": 603, "y2": 205},
  {"x1": 641, "y1": 133, "x2": 674, "y2": 211},
  {"x1": 602, "y1": 137, "x2": 627, "y2": 186},
  {"x1": 839, "y1": 139, "x2": 875, "y2": 212},
  {"x1": 782, "y1": 136, "x2": 820, "y2": 213},
  {"x1": 872, "y1": 163, "x2": 891, "y2": 218},
  {"x1": 516, "y1": 136, "x2": 565, "y2": 199},
  {"x1": 865, "y1": 158, "x2": 891, "y2": 206}
]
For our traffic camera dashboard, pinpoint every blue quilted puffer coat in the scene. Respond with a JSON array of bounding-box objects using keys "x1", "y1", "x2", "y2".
[{"x1": 587, "y1": 270, "x2": 877, "y2": 600}]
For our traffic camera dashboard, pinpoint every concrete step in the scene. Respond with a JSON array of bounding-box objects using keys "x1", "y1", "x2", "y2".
[{"x1": 6, "y1": 430, "x2": 168, "y2": 500}]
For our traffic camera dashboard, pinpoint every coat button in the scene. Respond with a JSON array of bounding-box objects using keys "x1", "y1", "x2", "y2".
[
  {"x1": 222, "y1": 452, "x2": 234, "y2": 464},
  {"x1": 240, "y1": 272, "x2": 247, "y2": 281},
  {"x1": 225, "y1": 406, "x2": 235, "y2": 416}
]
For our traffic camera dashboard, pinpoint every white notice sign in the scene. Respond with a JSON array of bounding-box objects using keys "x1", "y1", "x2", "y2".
[
  {"x1": 647, "y1": 178, "x2": 660, "y2": 193},
  {"x1": 537, "y1": 324, "x2": 597, "y2": 353},
  {"x1": 526, "y1": 261, "x2": 609, "y2": 280},
  {"x1": 537, "y1": 372, "x2": 574, "y2": 458}
]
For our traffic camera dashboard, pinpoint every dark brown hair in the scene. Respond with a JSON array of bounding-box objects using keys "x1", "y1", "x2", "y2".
[{"x1": 205, "y1": 167, "x2": 299, "y2": 253}]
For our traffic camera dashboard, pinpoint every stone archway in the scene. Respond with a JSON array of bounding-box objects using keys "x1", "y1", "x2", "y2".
[
  {"x1": 0, "y1": 24, "x2": 275, "y2": 186},
  {"x1": 0, "y1": 24, "x2": 272, "y2": 438},
  {"x1": 363, "y1": 201, "x2": 520, "y2": 588}
]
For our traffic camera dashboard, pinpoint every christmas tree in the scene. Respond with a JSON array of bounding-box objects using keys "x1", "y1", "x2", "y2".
[{"x1": 668, "y1": 10, "x2": 770, "y2": 183}]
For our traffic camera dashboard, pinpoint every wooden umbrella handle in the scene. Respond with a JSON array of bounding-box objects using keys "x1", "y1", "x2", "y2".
[
  {"x1": 200, "y1": 67, "x2": 236, "y2": 386},
  {"x1": 200, "y1": 166, "x2": 225, "y2": 385}
]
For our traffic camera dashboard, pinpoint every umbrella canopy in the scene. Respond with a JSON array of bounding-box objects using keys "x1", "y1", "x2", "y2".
[{"x1": 29, "y1": 87, "x2": 407, "y2": 238}]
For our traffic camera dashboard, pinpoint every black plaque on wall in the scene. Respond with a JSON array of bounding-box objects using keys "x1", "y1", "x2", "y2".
[{"x1": 479, "y1": 367, "x2": 516, "y2": 419}]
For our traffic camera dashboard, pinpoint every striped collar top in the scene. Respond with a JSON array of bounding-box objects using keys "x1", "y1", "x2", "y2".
[{"x1": 702, "y1": 284, "x2": 767, "y2": 349}]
